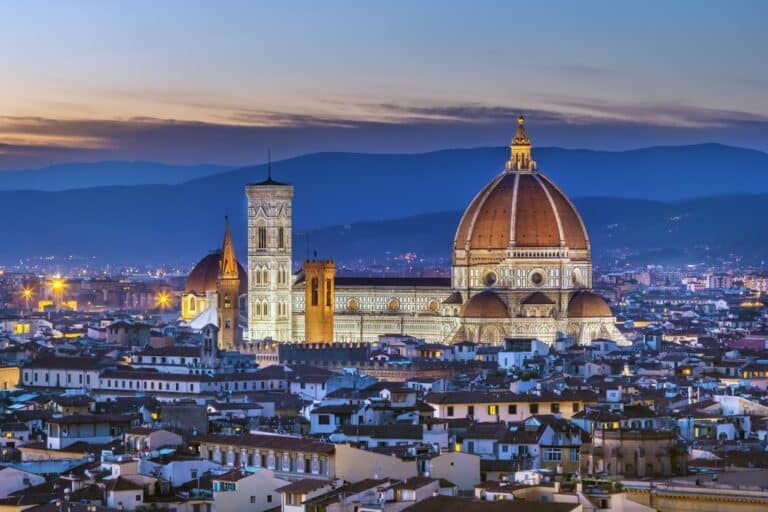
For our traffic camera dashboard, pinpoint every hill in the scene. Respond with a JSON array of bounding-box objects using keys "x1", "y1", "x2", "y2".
[
  {"x1": 0, "y1": 144, "x2": 766, "y2": 264},
  {"x1": 0, "y1": 161, "x2": 230, "y2": 191},
  {"x1": 297, "y1": 194, "x2": 768, "y2": 267}
]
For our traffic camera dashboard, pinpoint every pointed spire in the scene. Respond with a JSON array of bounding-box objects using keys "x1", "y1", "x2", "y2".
[
  {"x1": 506, "y1": 114, "x2": 536, "y2": 172},
  {"x1": 220, "y1": 216, "x2": 239, "y2": 279}
]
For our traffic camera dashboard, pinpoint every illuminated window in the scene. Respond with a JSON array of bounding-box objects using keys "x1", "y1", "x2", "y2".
[
  {"x1": 488, "y1": 404, "x2": 497, "y2": 415},
  {"x1": 325, "y1": 279, "x2": 332, "y2": 306}
]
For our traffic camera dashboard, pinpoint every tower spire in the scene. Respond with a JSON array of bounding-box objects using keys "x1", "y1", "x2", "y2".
[
  {"x1": 506, "y1": 115, "x2": 536, "y2": 172},
  {"x1": 220, "y1": 216, "x2": 238, "y2": 279}
]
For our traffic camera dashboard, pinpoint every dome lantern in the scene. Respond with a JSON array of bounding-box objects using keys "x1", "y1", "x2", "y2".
[{"x1": 506, "y1": 115, "x2": 536, "y2": 172}]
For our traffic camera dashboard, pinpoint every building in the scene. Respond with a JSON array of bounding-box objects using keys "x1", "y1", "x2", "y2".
[
  {"x1": 181, "y1": 251, "x2": 247, "y2": 326},
  {"x1": 581, "y1": 428, "x2": 688, "y2": 478},
  {"x1": 242, "y1": 119, "x2": 626, "y2": 346}
]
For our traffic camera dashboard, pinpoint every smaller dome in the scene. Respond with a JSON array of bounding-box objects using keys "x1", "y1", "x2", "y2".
[
  {"x1": 522, "y1": 292, "x2": 555, "y2": 305},
  {"x1": 185, "y1": 251, "x2": 247, "y2": 295},
  {"x1": 568, "y1": 291, "x2": 612, "y2": 318},
  {"x1": 461, "y1": 291, "x2": 509, "y2": 318}
]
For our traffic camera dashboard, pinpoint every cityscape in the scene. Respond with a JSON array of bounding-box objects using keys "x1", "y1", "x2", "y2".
[{"x1": 1, "y1": 3, "x2": 767, "y2": 512}]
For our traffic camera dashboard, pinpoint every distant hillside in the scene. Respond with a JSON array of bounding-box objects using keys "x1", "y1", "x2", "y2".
[
  {"x1": 0, "y1": 144, "x2": 766, "y2": 264},
  {"x1": 0, "y1": 161, "x2": 230, "y2": 191},
  {"x1": 297, "y1": 194, "x2": 768, "y2": 267}
]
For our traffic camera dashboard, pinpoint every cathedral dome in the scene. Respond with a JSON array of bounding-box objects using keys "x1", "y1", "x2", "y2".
[
  {"x1": 185, "y1": 251, "x2": 247, "y2": 295},
  {"x1": 568, "y1": 291, "x2": 612, "y2": 318},
  {"x1": 453, "y1": 117, "x2": 589, "y2": 263},
  {"x1": 461, "y1": 291, "x2": 509, "y2": 318}
]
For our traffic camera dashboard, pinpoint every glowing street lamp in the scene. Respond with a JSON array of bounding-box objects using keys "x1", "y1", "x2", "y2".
[
  {"x1": 51, "y1": 278, "x2": 66, "y2": 308},
  {"x1": 156, "y1": 291, "x2": 170, "y2": 310},
  {"x1": 21, "y1": 288, "x2": 33, "y2": 314}
]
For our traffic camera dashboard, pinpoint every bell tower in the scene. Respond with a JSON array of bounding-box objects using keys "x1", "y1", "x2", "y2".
[
  {"x1": 303, "y1": 259, "x2": 335, "y2": 342},
  {"x1": 245, "y1": 155, "x2": 294, "y2": 341},
  {"x1": 217, "y1": 217, "x2": 242, "y2": 350}
]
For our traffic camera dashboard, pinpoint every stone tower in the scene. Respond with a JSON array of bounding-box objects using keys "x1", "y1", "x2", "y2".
[
  {"x1": 201, "y1": 323, "x2": 219, "y2": 370},
  {"x1": 217, "y1": 218, "x2": 242, "y2": 350},
  {"x1": 245, "y1": 161, "x2": 294, "y2": 341},
  {"x1": 303, "y1": 260, "x2": 336, "y2": 342}
]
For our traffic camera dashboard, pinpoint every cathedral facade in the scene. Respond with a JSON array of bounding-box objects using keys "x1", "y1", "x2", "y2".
[{"x1": 240, "y1": 119, "x2": 628, "y2": 346}]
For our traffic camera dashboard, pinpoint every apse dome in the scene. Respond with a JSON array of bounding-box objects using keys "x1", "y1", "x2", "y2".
[
  {"x1": 185, "y1": 251, "x2": 247, "y2": 295},
  {"x1": 568, "y1": 291, "x2": 612, "y2": 318},
  {"x1": 461, "y1": 291, "x2": 509, "y2": 318}
]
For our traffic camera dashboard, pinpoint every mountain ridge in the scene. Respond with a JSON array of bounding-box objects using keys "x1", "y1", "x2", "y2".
[{"x1": 0, "y1": 144, "x2": 766, "y2": 264}]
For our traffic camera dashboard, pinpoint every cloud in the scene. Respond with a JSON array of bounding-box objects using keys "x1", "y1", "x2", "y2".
[{"x1": 0, "y1": 100, "x2": 767, "y2": 171}]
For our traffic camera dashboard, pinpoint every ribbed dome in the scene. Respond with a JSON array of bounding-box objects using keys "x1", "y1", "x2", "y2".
[
  {"x1": 568, "y1": 291, "x2": 612, "y2": 318},
  {"x1": 461, "y1": 291, "x2": 509, "y2": 318},
  {"x1": 454, "y1": 171, "x2": 589, "y2": 253},
  {"x1": 185, "y1": 251, "x2": 247, "y2": 295}
]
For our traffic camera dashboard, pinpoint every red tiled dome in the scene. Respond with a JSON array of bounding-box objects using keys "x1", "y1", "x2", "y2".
[
  {"x1": 461, "y1": 291, "x2": 509, "y2": 318},
  {"x1": 568, "y1": 291, "x2": 612, "y2": 317},
  {"x1": 185, "y1": 251, "x2": 247, "y2": 295}
]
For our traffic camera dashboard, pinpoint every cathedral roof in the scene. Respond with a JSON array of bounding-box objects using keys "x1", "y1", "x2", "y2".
[
  {"x1": 185, "y1": 251, "x2": 247, "y2": 295},
  {"x1": 453, "y1": 118, "x2": 589, "y2": 261},
  {"x1": 568, "y1": 291, "x2": 613, "y2": 318},
  {"x1": 461, "y1": 291, "x2": 509, "y2": 319}
]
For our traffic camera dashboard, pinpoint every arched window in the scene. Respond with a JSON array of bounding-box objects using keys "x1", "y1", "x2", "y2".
[
  {"x1": 255, "y1": 302, "x2": 261, "y2": 316},
  {"x1": 190, "y1": 297, "x2": 196, "y2": 311},
  {"x1": 257, "y1": 226, "x2": 267, "y2": 249},
  {"x1": 262, "y1": 269, "x2": 269, "y2": 285},
  {"x1": 311, "y1": 277, "x2": 319, "y2": 306},
  {"x1": 325, "y1": 279, "x2": 332, "y2": 306}
]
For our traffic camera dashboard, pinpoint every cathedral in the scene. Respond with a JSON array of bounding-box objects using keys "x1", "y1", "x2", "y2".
[{"x1": 183, "y1": 118, "x2": 627, "y2": 346}]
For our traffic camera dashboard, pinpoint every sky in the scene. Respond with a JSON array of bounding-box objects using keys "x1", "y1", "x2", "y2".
[{"x1": 0, "y1": 0, "x2": 767, "y2": 170}]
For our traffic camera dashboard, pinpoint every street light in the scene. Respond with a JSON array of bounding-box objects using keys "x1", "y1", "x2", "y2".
[
  {"x1": 21, "y1": 288, "x2": 33, "y2": 308},
  {"x1": 156, "y1": 291, "x2": 170, "y2": 310}
]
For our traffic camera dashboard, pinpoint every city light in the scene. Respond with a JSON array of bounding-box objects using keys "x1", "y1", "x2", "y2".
[
  {"x1": 51, "y1": 278, "x2": 65, "y2": 291},
  {"x1": 156, "y1": 291, "x2": 170, "y2": 309}
]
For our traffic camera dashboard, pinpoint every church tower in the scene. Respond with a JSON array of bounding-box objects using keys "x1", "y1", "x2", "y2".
[
  {"x1": 217, "y1": 217, "x2": 242, "y2": 350},
  {"x1": 245, "y1": 158, "x2": 294, "y2": 341},
  {"x1": 303, "y1": 259, "x2": 335, "y2": 342}
]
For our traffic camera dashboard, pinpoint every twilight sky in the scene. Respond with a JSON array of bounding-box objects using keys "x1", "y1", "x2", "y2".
[{"x1": 0, "y1": 0, "x2": 767, "y2": 170}]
